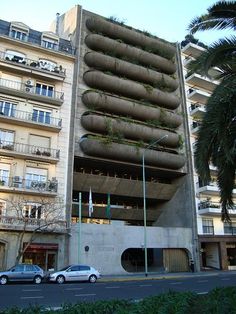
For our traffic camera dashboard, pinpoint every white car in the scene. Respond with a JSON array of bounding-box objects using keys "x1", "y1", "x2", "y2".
[{"x1": 48, "y1": 264, "x2": 101, "y2": 284}]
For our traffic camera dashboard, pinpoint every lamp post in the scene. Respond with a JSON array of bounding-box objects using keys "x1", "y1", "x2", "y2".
[{"x1": 142, "y1": 134, "x2": 168, "y2": 277}]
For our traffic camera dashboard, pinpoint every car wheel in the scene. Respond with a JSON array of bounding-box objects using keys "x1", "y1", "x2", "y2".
[
  {"x1": 0, "y1": 276, "x2": 8, "y2": 285},
  {"x1": 89, "y1": 275, "x2": 97, "y2": 283},
  {"x1": 56, "y1": 275, "x2": 65, "y2": 284},
  {"x1": 34, "y1": 275, "x2": 42, "y2": 284}
]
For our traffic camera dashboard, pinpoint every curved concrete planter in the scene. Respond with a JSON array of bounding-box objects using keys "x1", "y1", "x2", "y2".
[
  {"x1": 86, "y1": 18, "x2": 176, "y2": 60},
  {"x1": 80, "y1": 137, "x2": 185, "y2": 170},
  {"x1": 83, "y1": 71, "x2": 180, "y2": 109},
  {"x1": 81, "y1": 113, "x2": 180, "y2": 148},
  {"x1": 84, "y1": 52, "x2": 178, "y2": 92},
  {"x1": 82, "y1": 91, "x2": 182, "y2": 128},
  {"x1": 85, "y1": 34, "x2": 176, "y2": 74}
]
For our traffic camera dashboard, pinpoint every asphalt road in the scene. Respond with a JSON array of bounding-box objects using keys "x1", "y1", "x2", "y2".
[{"x1": 0, "y1": 272, "x2": 236, "y2": 310}]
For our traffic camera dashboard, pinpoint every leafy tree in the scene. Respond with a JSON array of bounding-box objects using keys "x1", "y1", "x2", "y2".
[
  {"x1": 187, "y1": 0, "x2": 236, "y2": 221},
  {"x1": 2, "y1": 196, "x2": 66, "y2": 264}
]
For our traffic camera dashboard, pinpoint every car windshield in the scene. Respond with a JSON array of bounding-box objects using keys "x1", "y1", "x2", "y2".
[{"x1": 59, "y1": 265, "x2": 71, "y2": 271}]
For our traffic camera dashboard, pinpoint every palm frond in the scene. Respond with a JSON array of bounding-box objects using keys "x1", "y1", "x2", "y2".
[
  {"x1": 187, "y1": 36, "x2": 236, "y2": 79},
  {"x1": 188, "y1": 1, "x2": 236, "y2": 33},
  {"x1": 195, "y1": 76, "x2": 236, "y2": 221}
]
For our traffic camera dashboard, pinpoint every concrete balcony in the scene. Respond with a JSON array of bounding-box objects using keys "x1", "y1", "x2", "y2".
[
  {"x1": 0, "y1": 51, "x2": 66, "y2": 81},
  {"x1": 186, "y1": 73, "x2": 219, "y2": 92},
  {"x1": 189, "y1": 103, "x2": 206, "y2": 119},
  {"x1": 0, "y1": 176, "x2": 58, "y2": 196},
  {"x1": 73, "y1": 172, "x2": 177, "y2": 201},
  {"x1": 0, "y1": 140, "x2": 60, "y2": 163},
  {"x1": 187, "y1": 88, "x2": 210, "y2": 105},
  {"x1": 191, "y1": 121, "x2": 201, "y2": 134},
  {"x1": 197, "y1": 183, "x2": 236, "y2": 197},
  {"x1": 0, "y1": 215, "x2": 67, "y2": 233},
  {"x1": 198, "y1": 201, "x2": 236, "y2": 216},
  {"x1": 181, "y1": 42, "x2": 205, "y2": 59},
  {"x1": 0, "y1": 78, "x2": 64, "y2": 106},
  {"x1": 0, "y1": 108, "x2": 62, "y2": 132}
]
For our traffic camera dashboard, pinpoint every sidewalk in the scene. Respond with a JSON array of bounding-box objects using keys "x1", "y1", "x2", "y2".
[{"x1": 100, "y1": 269, "x2": 236, "y2": 282}]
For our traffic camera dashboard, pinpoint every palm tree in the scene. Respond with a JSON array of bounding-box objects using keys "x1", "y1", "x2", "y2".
[{"x1": 187, "y1": 0, "x2": 236, "y2": 221}]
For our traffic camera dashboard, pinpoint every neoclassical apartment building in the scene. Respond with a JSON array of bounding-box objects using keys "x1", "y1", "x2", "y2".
[
  {"x1": 182, "y1": 40, "x2": 236, "y2": 271},
  {"x1": 53, "y1": 5, "x2": 197, "y2": 274},
  {"x1": 0, "y1": 19, "x2": 75, "y2": 270}
]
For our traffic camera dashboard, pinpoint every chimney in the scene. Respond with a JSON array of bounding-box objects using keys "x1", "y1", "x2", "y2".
[{"x1": 56, "y1": 13, "x2": 60, "y2": 35}]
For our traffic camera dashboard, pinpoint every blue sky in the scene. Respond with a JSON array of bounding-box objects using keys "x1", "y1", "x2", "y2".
[{"x1": 1, "y1": 0, "x2": 232, "y2": 44}]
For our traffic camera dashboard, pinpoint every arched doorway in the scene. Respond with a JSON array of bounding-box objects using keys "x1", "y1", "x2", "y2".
[{"x1": 121, "y1": 247, "x2": 189, "y2": 273}]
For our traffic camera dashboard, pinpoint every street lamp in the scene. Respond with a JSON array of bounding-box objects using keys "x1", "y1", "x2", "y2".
[{"x1": 142, "y1": 134, "x2": 168, "y2": 277}]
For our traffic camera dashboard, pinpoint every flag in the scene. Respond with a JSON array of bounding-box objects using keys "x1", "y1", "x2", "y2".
[
  {"x1": 105, "y1": 193, "x2": 111, "y2": 220},
  {"x1": 88, "y1": 187, "x2": 93, "y2": 217}
]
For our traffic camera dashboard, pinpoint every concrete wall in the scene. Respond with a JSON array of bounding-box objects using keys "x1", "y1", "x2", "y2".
[{"x1": 69, "y1": 222, "x2": 193, "y2": 275}]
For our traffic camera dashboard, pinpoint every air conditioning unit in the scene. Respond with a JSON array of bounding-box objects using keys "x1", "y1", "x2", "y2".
[
  {"x1": 25, "y1": 79, "x2": 33, "y2": 87},
  {"x1": 25, "y1": 87, "x2": 32, "y2": 93},
  {"x1": 13, "y1": 176, "x2": 22, "y2": 183}
]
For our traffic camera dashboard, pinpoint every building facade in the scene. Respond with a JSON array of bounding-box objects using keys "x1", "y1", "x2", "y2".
[
  {"x1": 55, "y1": 6, "x2": 197, "y2": 274},
  {"x1": 182, "y1": 41, "x2": 236, "y2": 271},
  {"x1": 0, "y1": 19, "x2": 75, "y2": 270}
]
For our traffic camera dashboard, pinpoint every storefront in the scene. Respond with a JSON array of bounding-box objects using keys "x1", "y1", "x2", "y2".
[{"x1": 23, "y1": 243, "x2": 58, "y2": 271}]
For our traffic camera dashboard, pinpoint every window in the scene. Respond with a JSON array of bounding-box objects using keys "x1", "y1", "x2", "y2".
[
  {"x1": 32, "y1": 108, "x2": 51, "y2": 124},
  {"x1": 0, "y1": 163, "x2": 10, "y2": 186},
  {"x1": 70, "y1": 266, "x2": 80, "y2": 272},
  {"x1": 0, "y1": 130, "x2": 14, "y2": 149},
  {"x1": 10, "y1": 29, "x2": 28, "y2": 41},
  {"x1": 41, "y1": 38, "x2": 59, "y2": 50},
  {"x1": 224, "y1": 222, "x2": 236, "y2": 235},
  {"x1": 0, "y1": 100, "x2": 16, "y2": 117},
  {"x1": 35, "y1": 83, "x2": 54, "y2": 98},
  {"x1": 0, "y1": 201, "x2": 6, "y2": 216},
  {"x1": 202, "y1": 218, "x2": 214, "y2": 234},
  {"x1": 25, "y1": 167, "x2": 47, "y2": 189},
  {"x1": 23, "y1": 203, "x2": 42, "y2": 219}
]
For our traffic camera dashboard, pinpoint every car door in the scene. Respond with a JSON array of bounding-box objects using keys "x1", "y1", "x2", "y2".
[
  {"x1": 78, "y1": 265, "x2": 91, "y2": 281},
  {"x1": 66, "y1": 265, "x2": 80, "y2": 281},
  {"x1": 9, "y1": 265, "x2": 25, "y2": 281},
  {"x1": 24, "y1": 264, "x2": 37, "y2": 281}
]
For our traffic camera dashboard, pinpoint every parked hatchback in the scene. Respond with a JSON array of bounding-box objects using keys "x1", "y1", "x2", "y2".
[
  {"x1": 48, "y1": 264, "x2": 101, "y2": 284},
  {"x1": 0, "y1": 264, "x2": 45, "y2": 285}
]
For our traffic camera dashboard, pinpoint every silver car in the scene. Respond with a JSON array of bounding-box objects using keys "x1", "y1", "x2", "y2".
[
  {"x1": 48, "y1": 264, "x2": 101, "y2": 284},
  {"x1": 0, "y1": 264, "x2": 45, "y2": 285}
]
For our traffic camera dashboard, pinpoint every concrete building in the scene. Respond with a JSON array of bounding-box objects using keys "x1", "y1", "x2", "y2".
[
  {"x1": 182, "y1": 41, "x2": 236, "y2": 271},
  {"x1": 0, "y1": 19, "x2": 75, "y2": 270},
  {"x1": 54, "y1": 5, "x2": 197, "y2": 275}
]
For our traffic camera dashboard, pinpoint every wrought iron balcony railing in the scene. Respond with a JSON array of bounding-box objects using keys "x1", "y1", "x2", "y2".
[
  {"x1": 0, "y1": 176, "x2": 58, "y2": 193},
  {"x1": 0, "y1": 78, "x2": 64, "y2": 101},
  {"x1": 0, "y1": 140, "x2": 60, "y2": 159},
  {"x1": 0, "y1": 108, "x2": 62, "y2": 128}
]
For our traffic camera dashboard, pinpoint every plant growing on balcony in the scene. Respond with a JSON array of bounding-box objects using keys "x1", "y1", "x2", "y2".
[{"x1": 42, "y1": 151, "x2": 51, "y2": 157}]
